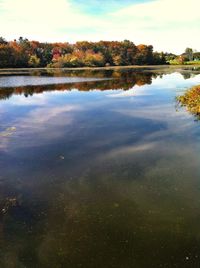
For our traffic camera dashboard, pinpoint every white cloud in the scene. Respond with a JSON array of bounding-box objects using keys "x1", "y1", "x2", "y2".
[
  {"x1": 0, "y1": 102, "x2": 82, "y2": 150},
  {"x1": 0, "y1": 0, "x2": 93, "y2": 40},
  {"x1": 0, "y1": 76, "x2": 106, "y2": 88},
  {"x1": 0, "y1": 0, "x2": 200, "y2": 53},
  {"x1": 109, "y1": 0, "x2": 200, "y2": 53},
  {"x1": 102, "y1": 142, "x2": 156, "y2": 160}
]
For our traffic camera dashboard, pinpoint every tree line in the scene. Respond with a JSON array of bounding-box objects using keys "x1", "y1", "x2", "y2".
[{"x1": 0, "y1": 37, "x2": 167, "y2": 68}]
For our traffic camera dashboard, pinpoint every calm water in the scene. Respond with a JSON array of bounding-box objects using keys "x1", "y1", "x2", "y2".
[{"x1": 1, "y1": 67, "x2": 200, "y2": 268}]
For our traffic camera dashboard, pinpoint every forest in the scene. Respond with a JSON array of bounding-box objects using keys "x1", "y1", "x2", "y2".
[{"x1": 0, "y1": 37, "x2": 167, "y2": 68}]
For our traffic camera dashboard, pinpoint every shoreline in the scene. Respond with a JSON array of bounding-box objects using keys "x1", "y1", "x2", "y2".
[{"x1": 0, "y1": 64, "x2": 200, "y2": 72}]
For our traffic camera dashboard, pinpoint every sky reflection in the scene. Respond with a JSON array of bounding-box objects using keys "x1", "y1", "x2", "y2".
[{"x1": 1, "y1": 68, "x2": 200, "y2": 267}]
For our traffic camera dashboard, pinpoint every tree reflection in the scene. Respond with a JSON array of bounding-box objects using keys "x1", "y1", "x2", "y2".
[{"x1": 0, "y1": 70, "x2": 156, "y2": 101}]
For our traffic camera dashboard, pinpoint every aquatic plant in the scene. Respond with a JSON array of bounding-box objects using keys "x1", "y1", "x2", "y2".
[{"x1": 177, "y1": 85, "x2": 200, "y2": 119}]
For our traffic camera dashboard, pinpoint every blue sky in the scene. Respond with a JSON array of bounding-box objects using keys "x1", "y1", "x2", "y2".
[
  {"x1": 0, "y1": 0, "x2": 200, "y2": 53},
  {"x1": 70, "y1": 0, "x2": 151, "y2": 14}
]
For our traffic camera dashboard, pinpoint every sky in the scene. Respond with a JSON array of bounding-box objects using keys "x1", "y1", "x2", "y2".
[{"x1": 0, "y1": 0, "x2": 200, "y2": 54}]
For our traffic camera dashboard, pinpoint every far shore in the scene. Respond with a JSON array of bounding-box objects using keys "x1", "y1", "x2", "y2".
[{"x1": 0, "y1": 64, "x2": 200, "y2": 72}]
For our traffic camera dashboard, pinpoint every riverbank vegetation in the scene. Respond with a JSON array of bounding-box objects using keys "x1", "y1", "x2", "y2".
[{"x1": 177, "y1": 85, "x2": 200, "y2": 119}]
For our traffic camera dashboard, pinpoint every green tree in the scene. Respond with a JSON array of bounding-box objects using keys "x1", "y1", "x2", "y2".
[
  {"x1": 0, "y1": 44, "x2": 15, "y2": 67},
  {"x1": 185, "y1": 48, "x2": 193, "y2": 61}
]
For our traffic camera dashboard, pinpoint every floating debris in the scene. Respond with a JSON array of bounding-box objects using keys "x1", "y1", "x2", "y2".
[{"x1": 0, "y1": 197, "x2": 18, "y2": 215}]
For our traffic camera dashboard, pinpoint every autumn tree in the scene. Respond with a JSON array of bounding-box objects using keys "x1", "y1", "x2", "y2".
[
  {"x1": 0, "y1": 36, "x2": 168, "y2": 68},
  {"x1": 28, "y1": 55, "x2": 40, "y2": 67},
  {"x1": 135, "y1": 45, "x2": 153, "y2": 65}
]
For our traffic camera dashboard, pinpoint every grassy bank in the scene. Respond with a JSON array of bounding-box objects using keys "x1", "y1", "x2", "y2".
[{"x1": 170, "y1": 60, "x2": 200, "y2": 65}]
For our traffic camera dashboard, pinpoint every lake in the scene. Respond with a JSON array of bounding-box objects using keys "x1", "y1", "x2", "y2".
[{"x1": 1, "y1": 67, "x2": 200, "y2": 268}]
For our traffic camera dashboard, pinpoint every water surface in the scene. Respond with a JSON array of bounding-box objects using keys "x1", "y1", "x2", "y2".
[{"x1": 1, "y1": 68, "x2": 200, "y2": 268}]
